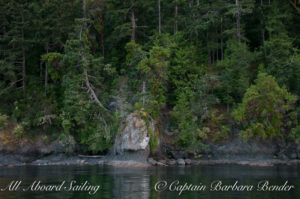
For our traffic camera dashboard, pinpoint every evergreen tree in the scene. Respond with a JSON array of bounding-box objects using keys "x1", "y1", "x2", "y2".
[{"x1": 217, "y1": 39, "x2": 255, "y2": 108}]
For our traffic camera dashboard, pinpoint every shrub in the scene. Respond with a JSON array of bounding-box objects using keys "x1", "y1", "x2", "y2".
[
  {"x1": 233, "y1": 72, "x2": 296, "y2": 139},
  {"x1": 0, "y1": 114, "x2": 8, "y2": 130},
  {"x1": 13, "y1": 124, "x2": 24, "y2": 138}
]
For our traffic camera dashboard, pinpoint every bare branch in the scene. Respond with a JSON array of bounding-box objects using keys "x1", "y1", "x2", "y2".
[
  {"x1": 290, "y1": 0, "x2": 300, "y2": 13},
  {"x1": 84, "y1": 68, "x2": 108, "y2": 111}
]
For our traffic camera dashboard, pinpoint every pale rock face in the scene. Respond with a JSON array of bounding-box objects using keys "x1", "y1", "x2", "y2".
[{"x1": 112, "y1": 112, "x2": 154, "y2": 155}]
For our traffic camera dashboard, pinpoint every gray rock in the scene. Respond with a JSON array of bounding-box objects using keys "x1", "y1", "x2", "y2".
[
  {"x1": 167, "y1": 159, "x2": 176, "y2": 165},
  {"x1": 185, "y1": 159, "x2": 192, "y2": 165},
  {"x1": 297, "y1": 143, "x2": 300, "y2": 153},
  {"x1": 170, "y1": 150, "x2": 188, "y2": 159},
  {"x1": 148, "y1": 158, "x2": 157, "y2": 166},
  {"x1": 191, "y1": 160, "x2": 199, "y2": 165},
  {"x1": 177, "y1": 158, "x2": 185, "y2": 165},
  {"x1": 290, "y1": 153, "x2": 297, "y2": 159},
  {"x1": 278, "y1": 153, "x2": 289, "y2": 160},
  {"x1": 158, "y1": 159, "x2": 167, "y2": 164},
  {"x1": 38, "y1": 134, "x2": 76, "y2": 155},
  {"x1": 0, "y1": 133, "x2": 76, "y2": 156},
  {"x1": 112, "y1": 113, "x2": 154, "y2": 157},
  {"x1": 0, "y1": 139, "x2": 2, "y2": 151},
  {"x1": 210, "y1": 138, "x2": 278, "y2": 159},
  {"x1": 106, "y1": 160, "x2": 149, "y2": 167}
]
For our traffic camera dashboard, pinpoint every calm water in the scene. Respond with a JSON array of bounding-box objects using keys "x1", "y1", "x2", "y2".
[{"x1": 0, "y1": 164, "x2": 299, "y2": 199}]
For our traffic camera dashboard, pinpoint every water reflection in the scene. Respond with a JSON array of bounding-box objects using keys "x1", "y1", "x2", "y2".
[
  {"x1": 110, "y1": 167, "x2": 150, "y2": 199},
  {"x1": 0, "y1": 164, "x2": 299, "y2": 199}
]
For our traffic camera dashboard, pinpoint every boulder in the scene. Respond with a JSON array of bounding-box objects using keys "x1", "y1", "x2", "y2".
[
  {"x1": 169, "y1": 150, "x2": 188, "y2": 159},
  {"x1": 185, "y1": 159, "x2": 192, "y2": 165},
  {"x1": 191, "y1": 160, "x2": 200, "y2": 165},
  {"x1": 158, "y1": 159, "x2": 167, "y2": 164},
  {"x1": 177, "y1": 158, "x2": 185, "y2": 165},
  {"x1": 167, "y1": 159, "x2": 176, "y2": 165},
  {"x1": 110, "y1": 112, "x2": 155, "y2": 161},
  {"x1": 148, "y1": 158, "x2": 157, "y2": 166}
]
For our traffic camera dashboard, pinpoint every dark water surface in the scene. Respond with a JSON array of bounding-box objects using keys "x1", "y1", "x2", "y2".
[{"x1": 0, "y1": 164, "x2": 299, "y2": 199}]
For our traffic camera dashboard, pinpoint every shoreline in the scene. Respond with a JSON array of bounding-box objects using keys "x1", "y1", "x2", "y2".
[{"x1": 1, "y1": 154, "x2": 300, "y2": 167}]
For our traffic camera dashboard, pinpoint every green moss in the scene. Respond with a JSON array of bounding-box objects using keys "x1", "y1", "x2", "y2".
[{"x1": 139, "y1": 110, "x2": 159, "y2": 153}]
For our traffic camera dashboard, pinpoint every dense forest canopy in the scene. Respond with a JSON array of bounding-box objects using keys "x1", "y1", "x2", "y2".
[{"x1": 0, "y1": 0, "x2": 299, "y2": 153}]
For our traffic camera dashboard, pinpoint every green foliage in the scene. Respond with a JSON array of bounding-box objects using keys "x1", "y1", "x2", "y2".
[
  {"x1": 139, "y1": 110, "x2": 159, "y2": 153},
  {"x1": 60, "y1": 36, "x2": 115, "y2": 152},
  {"x1": 205, "y1": 110, "x2": 231, "y2": 142},
  {"x1": 149, "y1": 129, "x2": 159, "y2": 153},
  {"x1": 84, "y1": 111, "x2": 122, "y2": 153},
  {"x1": 217, "y1": 39, "x2": 255, "y2": 104},
  {"x1": 42, "y1": 53, "x2": 63, "y2": 82},
  {"x1": 1, "y1": 0, "x2": 300, "y2": 154},
  {"x1": 171, "y1": 87, "x2": 197, "y2": 147},
  {"x1": 289, "y1": 126, "x2": 300, "y2": 143},
  {"x1": 137, "y1": 45, "x2": 170, "y2": 96},
  {"x1": 57, "y1": 133, "x2": 76, "y2": 154},
  {"x1": 0, "y1": 114, "x2": 8, "y2": 130},
  {"x1": 168, "y1": 37, "x2": 206, "y2": 105},
  {"x1": 233, "y1": 72, "x2": 297, "y2": 139},
  {"x1": 131, "y1": 41, "x2": 171, "y2": 118},
  {"x1": 13, "y1": 124, "x2": 24, "y2": 138},
  {"x1": 262, "y1": 1, "x2": 300, "y2": 94},
  {"x1": 52, "y1": 19, "x2": 118, "y2": 152}
]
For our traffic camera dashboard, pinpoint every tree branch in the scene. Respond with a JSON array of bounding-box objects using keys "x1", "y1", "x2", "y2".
[
  {"x1": 84, "y1": 68, "x2": 108, "y2": 111},
  {"x1": 290, "y1": 0, "x2": 300, "y2": 13}
]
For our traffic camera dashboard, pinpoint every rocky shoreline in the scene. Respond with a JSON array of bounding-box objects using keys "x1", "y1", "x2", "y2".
[
  {"x1": 1, "y1": 153, "x2": 300, "y2": 168},
  {"x1": 1, "y1": 113, "x2": 300, "y2": 168}
]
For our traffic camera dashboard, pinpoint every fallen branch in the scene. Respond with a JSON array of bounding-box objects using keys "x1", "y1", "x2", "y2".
[
  {"x1": 78, "y1": 154, "x2": 105, "y2": 158},
  {"x1": 156, "y1": 162, "x2": 168, "y2": 167}
]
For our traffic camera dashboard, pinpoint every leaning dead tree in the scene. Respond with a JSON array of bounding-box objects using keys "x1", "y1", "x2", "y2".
[
  {"x1": 81, "y1": 0, "x2": 108, "y2": 112},
  {"x1": 83, "y1": 68, "x2": 108, "y2": 111}
]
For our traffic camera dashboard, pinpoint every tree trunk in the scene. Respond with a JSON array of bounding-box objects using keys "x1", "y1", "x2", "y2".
[
  {"x1": 212, "y1": 47, "x2": 215, "y2": 64},
  {"x1": 45, "y1": 44, "x2": 48, "y2": 94},
  {"x1": 40, "y1": 59, "x2": 43, "y2": 78},
  {"x1": 142, "y1": 81, "x2": 146, "y2": 106},
  {"x1": 84, "y1": 68, "x2": 108, "y2": 111},
  {"x1": 221, "y1": 17, "x2": 224, "y2": 60},
  {"x1": 236, "y1": 0, "x2": 241, "y2": 43},
  {"x1": 174, "y1": 4, "x2": 178, "y2": 34},
  {"x1": 158, "y1": 0, "x2": 161, "y2": 35},
  {"x1": 1, "y1": 6, "x2": 6, "y2": 36},
  {"x1": 260, "y1": 0, "x2": 266, "y2": 56},
  {"x1": 79, "y1": 0, "x2": 87, "y2": 40},
  {"x1": 21, "y1": 11, "x2": 26, "y2": 96},
  {"x1": 83, "y1": 0, "x2": 87, "y2": 20},
  {"x1": 207, "y1": 31, "x2": 211, "y2": 64},
  {"x1": 131, "y1": 0, "x2": 136, "y2": 41},
  {"x1": 193, "y1": 0, "x2": 199, "y2": 38},
  {"x1": 97, "y1": 6, "x2": 105, "y2": 56},
  {"x1": 100, "y1": 16, "x2": 105, "y2": 56},
  {"x1": 93, "y1": 1, "x2": 105, "y2": 56},
  {"x1": 80, "y1": 0, "x2": 108, "y2": 113},
  {"x1": 216, "y1": 29, "x2": 219, "y2": 61}
]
